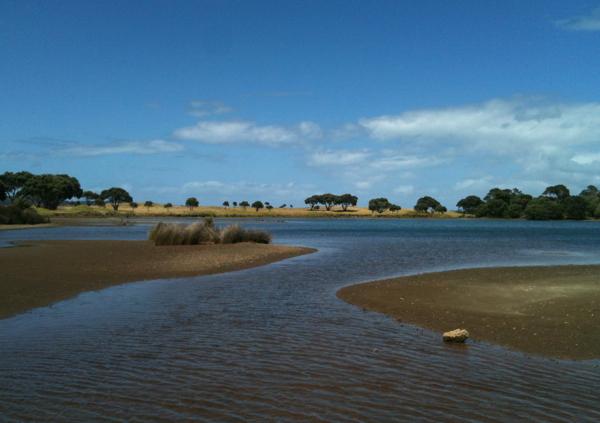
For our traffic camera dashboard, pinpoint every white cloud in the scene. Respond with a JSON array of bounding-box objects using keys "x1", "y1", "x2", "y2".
[
  {"x1": 556, "y1": 8, "x2": 600, "y2": 31},
  {"x1": 60, "y1": 139, "x2": 184, "y2": 156},
  {"x1": 359, "y1": 97, "x2": 600, "y2": 156},
  {"x1": 453, "y1": 176, "x2": 493, "y2": 191},
  {"x1": 174, "y1": 120, "x2": 320, "y2": 146},
  {"x1": 307, "y1": 149, "x2": 371, "y2": 166},
  {"x1": 188, "y1": 100, "x2": 234, "y2": 117},
  {"x1": 571, "y1": 152, "x2": 600, "y2": 165}
]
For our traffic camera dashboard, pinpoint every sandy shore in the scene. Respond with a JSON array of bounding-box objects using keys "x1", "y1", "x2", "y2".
[
  {"x1": 0, "y1": 240, "x2": 315, "y2": 319},
  {"x1": 338, "y1": 265, "x2": 600, "y2": 360}
]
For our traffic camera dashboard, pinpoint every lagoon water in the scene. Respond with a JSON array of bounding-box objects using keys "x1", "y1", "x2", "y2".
[{"x1": 1, "y1": 218, "x2": 600, "y2": 421}]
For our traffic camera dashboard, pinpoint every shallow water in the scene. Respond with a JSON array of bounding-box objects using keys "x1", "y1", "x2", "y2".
[{"x1": 1, "y1": 218, "x2": 600, "y2": 422}]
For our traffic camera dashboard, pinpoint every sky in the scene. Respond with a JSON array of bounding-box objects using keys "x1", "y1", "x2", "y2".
[{"x1": 2, "y1": 0, "x2": 600, "y2": 207}]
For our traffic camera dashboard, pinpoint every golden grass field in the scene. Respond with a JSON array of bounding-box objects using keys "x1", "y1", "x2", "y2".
[{"x1": 36, "y1": 204, "x2": 464, "y2": 219}]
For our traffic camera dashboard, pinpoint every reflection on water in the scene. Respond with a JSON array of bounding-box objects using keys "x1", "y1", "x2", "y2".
[{"x1": 1, "y1": 218, "x2": 600, "y2": 421}]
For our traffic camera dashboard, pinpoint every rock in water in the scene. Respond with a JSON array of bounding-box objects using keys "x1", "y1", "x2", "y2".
[{"x1": 443, "y1": 329, "x2": 469, "y2": 343}]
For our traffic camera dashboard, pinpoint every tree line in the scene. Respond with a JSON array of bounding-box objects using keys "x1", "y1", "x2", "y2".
[{"x1": 456, "y1": 184, "x2": 600, "y2": 220}]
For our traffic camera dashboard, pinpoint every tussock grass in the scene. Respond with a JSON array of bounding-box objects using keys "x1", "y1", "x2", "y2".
[{"x1": 149, "y1": 218, "x2": 271, "y2": 246}]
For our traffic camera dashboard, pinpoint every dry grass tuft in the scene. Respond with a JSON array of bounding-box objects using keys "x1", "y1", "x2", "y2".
[{"x1": 149, "y1": 219, "x2": 271, "y2": 246}]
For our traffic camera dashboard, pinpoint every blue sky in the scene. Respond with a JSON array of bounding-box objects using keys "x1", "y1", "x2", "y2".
[{"x1": 2, "y1": 0, "x2": 600, "y2": 207}]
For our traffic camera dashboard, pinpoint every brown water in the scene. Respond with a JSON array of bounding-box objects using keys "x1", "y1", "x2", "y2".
[{"x1": 1, "y1": 219, "x2": 600, "y2": 421}]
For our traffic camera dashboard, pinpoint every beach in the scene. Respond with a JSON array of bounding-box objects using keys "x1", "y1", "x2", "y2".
[
  {"x1": 338, "y1": 265, "x2": 600, "y2": 360},
  {"x1": 0, "y1": 240, "x2": 315, "y2": 319}
]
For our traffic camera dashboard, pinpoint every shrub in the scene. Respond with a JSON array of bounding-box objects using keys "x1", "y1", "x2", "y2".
[
  {"x1": 149, "y1": 219, "x2": 271, "y2": 245},
  {"x1": 0, "y1": 204, "x2": 48, "y2": 225}
]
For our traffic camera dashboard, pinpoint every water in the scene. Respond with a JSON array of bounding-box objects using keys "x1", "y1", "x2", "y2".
[{"x1": 1, "y1": 218, "x2": 600, "y2": 422}]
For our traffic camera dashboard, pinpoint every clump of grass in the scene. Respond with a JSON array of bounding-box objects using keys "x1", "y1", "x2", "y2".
[
  {"x1": 220, "y1": 224, "x2": 272, "y2": 244},
  {"x1": 148, "y1": 218, "x2": 271, "y2": 246}
]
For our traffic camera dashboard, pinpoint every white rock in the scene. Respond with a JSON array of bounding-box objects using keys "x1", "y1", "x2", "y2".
[{"x1": 442, "y1": 329, "x2": 469, "y2": 343}]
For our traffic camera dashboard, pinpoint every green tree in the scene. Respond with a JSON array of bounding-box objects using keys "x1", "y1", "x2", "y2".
[
  {"x1": 524, "y1": 197, "x2": 564, "y2": 220},
  {"x1": 252, "y1": 201, "x2": 264, "y2": 211},
  {"x1": 130, "y1": 202, "x2": 138, "y2": 213},
  {"x1": 368, "y1": 197, "x2": 391, "y2": 213},
  {"x1": 0, "y1": 180, "x2": 6, "y2": 202},
  {"x1": 304, "y1": 195, "x2": 319, "y2": 210},
  {"x1": 82, "y1": 190, "x2": 99, "y2": 206},
  {"x1": 233, "y1": 201, "x2": 238, "y2": 207},
  {"x1": 266, "y1": 204, "x2": 274, "y2": 211},
  {"x1": 21, "y1": 174, "x2": 83, "y2": 209},
  {"x1": 239, "y1": 200, "x2": 250, "y2": 210},
  {"x1": 456, "y1": 195, "x2": 483, "y2": 214},
  {"x1": 100, "y1": 187, "x2": 133, "y2": 211},
  {"x1": 144, "y1": 200, "x2": 154, "y2": 210},
  {"x1": 94, "y1": 197, "x2": 106, "y2": 207},
  {"x1": 563, "y1": 196, "x2": 587, "y2": 220},
  {"x1": 414, "y1": 196, "x2": 442, "y2": 213},
  {"x1": 579, "y1": 185, "x2": 600, "y2": 216},
  {"x1": 185, "y1": 197, "x2": 199, "y2": 210},
  {"x1": 336, "y1": 193, "x2": 358, "y2": 211},
  {"x1": 0, "y1": 171, "x2": 33, "y2": 202},
  {"x1": 223, "y1": 201, "x2": 229, "y2": 208},
  {"x1": 164, "y1": 203, "x2": 173, "y2": 213},
  {"x1": 319, "y1": 193, "x2": 338, "y2": 211},
  {"x1": 475, "y1": 199, "x2": 508, "y2": 218},
  {"x1": 389, "y1": 204, "x2": 402, "y2": 213},
  {"x1": 542, "y1": 184, "x2": 570, "y2": 202}
]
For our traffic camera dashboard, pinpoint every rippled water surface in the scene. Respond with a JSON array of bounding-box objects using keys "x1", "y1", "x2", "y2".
[{"x1": 1, "y1": 218, "x2": 600, "y2": 422}]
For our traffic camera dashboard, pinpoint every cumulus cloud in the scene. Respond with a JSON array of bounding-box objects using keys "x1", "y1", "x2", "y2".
[
  {"x1": 174, "y1": 120, "x2": 321, "y2": 146},
  {"x1": 60, "y1": 139, "x2": 184, "y2": 156},
  {"x1": 556, "y1": 8, "x2": 600, "y2": 31},
  {"x1": 359, "y1": 97, "x2": 600, "y2": 156}
]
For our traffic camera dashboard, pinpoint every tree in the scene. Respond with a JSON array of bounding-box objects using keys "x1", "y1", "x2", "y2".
[
  {"x1": 319, "y1": 193, "x2": 337, "y2": 211},
  {"x1": 100, "y1": 187, "x2": 132, "y2": 211},
  {"x1": 542, "y1": 184, "x2": 570, "y2": 202},
  {"x1": 456, "y1": 195, "x2": 484, "y2": 214},
  {"x1": 164, "y1": 203, "x2": 173, "y2": 213},
  {"x1": 304, "y1": 195, "x2": 319, "y2": 210},
  {"x1": 563, "y1": 196, "x2": 587, "y2": 220},
  {"x1": 279, "y1": 204, "x2": 287, "y2": 208},
  {"x1": 233, "y1": 201, "x2": 238, "y2": 207},
  {"x1": 0, "y1": 180, "x2": 6, "y2": 202},
  {"x1": 130, "y1": 202, "x2": 138, "y2": 213},
  {"x1": 336, "y1": 193, "x2": 358, "y2": 211},
  {"x1": 144, "y1": 200, "x2": 154, "y2": 210},
  {"x1": 414, "y1": 196, "x2": 442, "y2": 213},
  {"x1": 266, "y1": 204, "x2": 274, "y2": 211},
  {"x1": 579, "y1": 185, "x2": 600, "y2": 216},
  {"x1": 389, "y1": 204, "x2": 402, "y2": 213},
  {"x1": 20, "y1": 174, "x2": 83, "y2": 209},
  {"x1": 524, "y1": 197, "x2": 564, "y2": 220},
  {"x1": 94, "y1": 197, "x2": 106, "y2": 207},
  {"x1": 475, "y1": 199, "x2": 508, "y2": 218},
  {"x1": 239, "y1": 201, "x2": 250, "y2": 210},
  {"x1": 223, "y1": 201, "x2": 229, "y2": 208},
  {"x1": 434, "y1": 205, "x2": 447, "y2": 213},
  {"x1": 368, "y1": 197, "x2": 391, "y2": 213},
  {"x1": 82, "y1": 190, "x2": 99, "y2": 206},
  {"x1": 185, "y1": 197, "x2": 199, "y2": 210},
  {"x1": 252, "y1": 201, "x2": 264, "y2": 211},
  {"x1": 0, "y1": 171, "x2": 33, "y2": 202}
]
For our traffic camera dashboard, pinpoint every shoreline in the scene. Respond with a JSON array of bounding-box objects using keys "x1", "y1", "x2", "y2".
[
  {"x1": 338, "y1": 265, "x2": 600, "y2": 360},
  {"x1": 0, "y1": 240, "x2": 316, "y2": 320}
]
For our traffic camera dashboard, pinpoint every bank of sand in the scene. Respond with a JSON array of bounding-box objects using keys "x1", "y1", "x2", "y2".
[
  {"x1": 338, "y1": 266, "x2": 600, "y2": 360},
  {"x1": 0, "y1": 240, "x2": 315, "y2": 319}
]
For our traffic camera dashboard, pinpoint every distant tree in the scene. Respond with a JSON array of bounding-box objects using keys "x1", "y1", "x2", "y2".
[
  {"x1": 595, "y1": 203, "x2": 600, "y2": 219},
  {"x1": 239, "y1": 200, "x2": 250, "y2": 210},
  {"x1": 389, "y1": 204, "x2": 402, "y2": 213},
  {"x1": 290, "y1": 204, "x2": 293, "y2": 208},
  {"x1": 164, "y1": 203, "x2": 173, "y2": 213},
  {"x1": 475, "y1": 199, "x2": 508, "y2": 218},
  {"x1": 524, "y1": 197, "x2": 564, "y2": 220},
  {"x1": 0, "y1": 180, "x2": 7, "y2": 202},
  {"x1": 144, "y1": 200, "x2": 154, "y2": 210},
  {"x1": 542, "y1": 184, "x2": 570, "y2": 202},
  {"x1": 434, "y1": 205, "x2": 447, "y2": 213},
  {"x1": 130, "y1": 202, "x2": 138, "y2": 213},
  {"x1": 368, "y1": 197, "x2": 392, "y2": 213},
  {"x1": 0, "y1": 171, "x2": 33, "y2": 202},
  {"x1": 266, "y1": 204, "x2": 274, "y2": 211},
  {"x1": 185, "y1": 197, "x2": 199, "y2": 210},
  {"x1": 232, "y1": 201, "x2": 238, "y2": 207},
  {"x1": 100, "y1": 187, "x2": 132, "y2": 211},
  {"x1": 94, "y1": 197, "x2": 106, "y2": 207},
  {"x1": 319, "y1": 193, "x2": 337, "y2": 211},
  {"x1": 579, "y1": 185, "x2": 600, "y2": 216},
  {"x1": 563, "y1": 196, "x2": 587, "y2": 220},
  {"x1": 456, "y1": 195, "x2": 484, "y2": 214},
  {"x1": 414, "y1": 196, "x2": 442, "y2": 213},
  {"x1": 304, "y1": 195, "x2": 319, "y2": 210},
  {"x1": 484, "y1": 188, "x2": 513, "y2": 204},
  {"x1": 223, "y1": 201, "x2": 229, "y2": 208},
  {"x1": 336, "y1": 193, "x2": 358, "y2": 211},
  {"x1": 279, "y1": 204, "x2": 287, "y2": 208},
  {"x1": 20, "y1": 174, "x2": 83, "y2": 209},
  {"x1": 82, "y1": 190, "x2": 99, "y2": 206},
  {"x1": 252, "y1": 201, "x2": 264, "y2": 211}
]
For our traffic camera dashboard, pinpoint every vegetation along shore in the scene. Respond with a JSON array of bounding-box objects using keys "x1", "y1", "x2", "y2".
[{"x1": 338, "y1": 265, "x2": 600, "y2": 360}]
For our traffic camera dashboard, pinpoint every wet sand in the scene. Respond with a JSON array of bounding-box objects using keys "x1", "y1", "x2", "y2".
[
  {"x1": 0, "y1": 240, "x2": 315, "y2": 319},
  {"x1": 338, "y1": 265, "x2": 600, "y2": 360}
]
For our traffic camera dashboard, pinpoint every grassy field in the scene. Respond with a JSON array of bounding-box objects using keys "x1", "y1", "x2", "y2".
[{"x1": 36, "y1": 204, "x2": 464, "y2": 219}]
